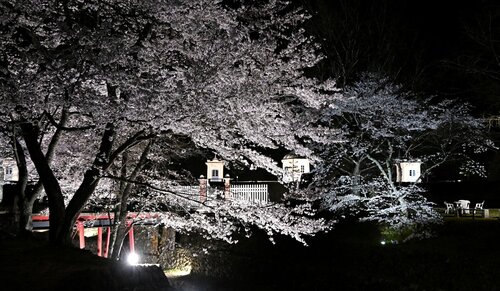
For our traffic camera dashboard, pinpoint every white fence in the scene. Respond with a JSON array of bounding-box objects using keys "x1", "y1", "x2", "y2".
[
  {"x1": 230, "y1": 184, "x2": 268, "y2": 204},
  {"x1": 170, "y1": 184, "x2": 269, "y2": 205}
]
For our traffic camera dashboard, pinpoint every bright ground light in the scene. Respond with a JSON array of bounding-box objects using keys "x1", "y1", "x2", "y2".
[{"x1": 127, "y1": 252, "x2": 140, "y2": 265}]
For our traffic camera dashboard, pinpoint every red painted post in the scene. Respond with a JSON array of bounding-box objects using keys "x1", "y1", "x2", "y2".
[
  {"x1": 104, "y1": 227, "x2": 111, "y2": 258},
  {"x1": 128, "y1": 224, "x2": 135, "y2": 253},
  {"x1": 97, "y1": 227, "x2": 103, "y2": 257},
  {"x1": 77, "y1": 221, "x2": 85, "y2": 249},
  {"x1": 224, "y1": 174, "x2": 231, "y2": 199},
  {"x1": 199, "y1": 175, "x2": 207, "y2": 202}
]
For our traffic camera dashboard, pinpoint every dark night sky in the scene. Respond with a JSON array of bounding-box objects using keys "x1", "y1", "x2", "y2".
[
  {"x1": 290, "y1": 0, "x2": 500, "y2": 180},
  {"x1": 294, "y1": 0, "x2": 500, "y2": 114}
]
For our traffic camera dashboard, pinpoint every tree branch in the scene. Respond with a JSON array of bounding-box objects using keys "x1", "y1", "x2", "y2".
[
  {"x1": 43, "y1": 110, "x2": 95, "y2": 132},
  {"x1": 367, "y1": 154, "x2": 397, "y2": 192},
  {"x1": 102, "y1": 174, "x2": 209, "y2": 207}
]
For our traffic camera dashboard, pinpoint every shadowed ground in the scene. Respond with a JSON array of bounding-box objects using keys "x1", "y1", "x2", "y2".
[
  {"x1": 171, "y1": 219, "x2": 500, "y2": 290},
  {"x1": 1, "y1": 219, "x2": 500, "y2": 290},
  {"x1": 0, "y1": 231, "x2": 172, "y2": 291}
]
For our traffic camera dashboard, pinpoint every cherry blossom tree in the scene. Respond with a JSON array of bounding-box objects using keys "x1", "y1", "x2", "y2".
[
  {"x1": 313, "y1": 73, "x2": 493, "y2": 239},
  {"x1": 0, "y1": 0, "x2": 335, "y2": 245}
]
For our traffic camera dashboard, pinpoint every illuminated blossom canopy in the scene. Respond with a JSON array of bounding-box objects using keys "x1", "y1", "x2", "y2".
[{"x1": 0, "y1": 0, "x2": 336, "y2": 245}]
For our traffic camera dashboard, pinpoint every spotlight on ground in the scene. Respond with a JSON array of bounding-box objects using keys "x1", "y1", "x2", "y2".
[
  {"x1": 127, "y1": 252, "x2": 140, "y2": 265},
  {"x1": 164, "y1": 265, "x2": 192, "y2": 278}
]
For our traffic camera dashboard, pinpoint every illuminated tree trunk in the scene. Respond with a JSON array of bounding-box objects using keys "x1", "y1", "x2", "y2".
[
  {"x1": 110, "y1": 140, "x2": 153, "y2": 260},
  {"x1": 351, "y1": 161, "x2": 361, "y2": 196},
  {"x1": 12, "y1": 137, "x2": 29, "y2": 235},
  {"x1": 58, "y1": 123, "x2": 116, "y2": 246}
]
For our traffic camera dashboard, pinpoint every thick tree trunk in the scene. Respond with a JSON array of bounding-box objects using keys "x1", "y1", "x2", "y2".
[
  {"x1": 19, "y1": 200, "x2": 34, "y2": 232},
  {"x1": 13, "y1": 110, "x2": 67, "y2": 234},
  {"x1": 12, "y1": 137, "x2": 29, "y2": 234},
  {"x1": 19, "y1": 117, "x2": 148, "y2": 246},
  {"x1": 12, "y1": 139, "x2": 45, "y2": 234},
  {"x1": 20, "y1": 123, "x2": 66, "y2": 244},
  {"x1": 57, "y1": 123, "x2": 116, "y2": 245},
  {"x1": 22, "y1": 183, "x2": 44, "y2": 232}
]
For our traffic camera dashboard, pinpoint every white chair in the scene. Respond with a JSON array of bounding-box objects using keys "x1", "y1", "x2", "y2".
[
  {"x1": 458, "y1": 200, "x2": 470, "y2": 214},
  {"x1": 474, "y1": 201, "x2": 485, "y2": 216},
  {"x1": 463, "y1": 201, "x2": 470, "y2": 214},
  {"x1": 444, "y1": 202, "x2": 455, "y2": 214}
]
